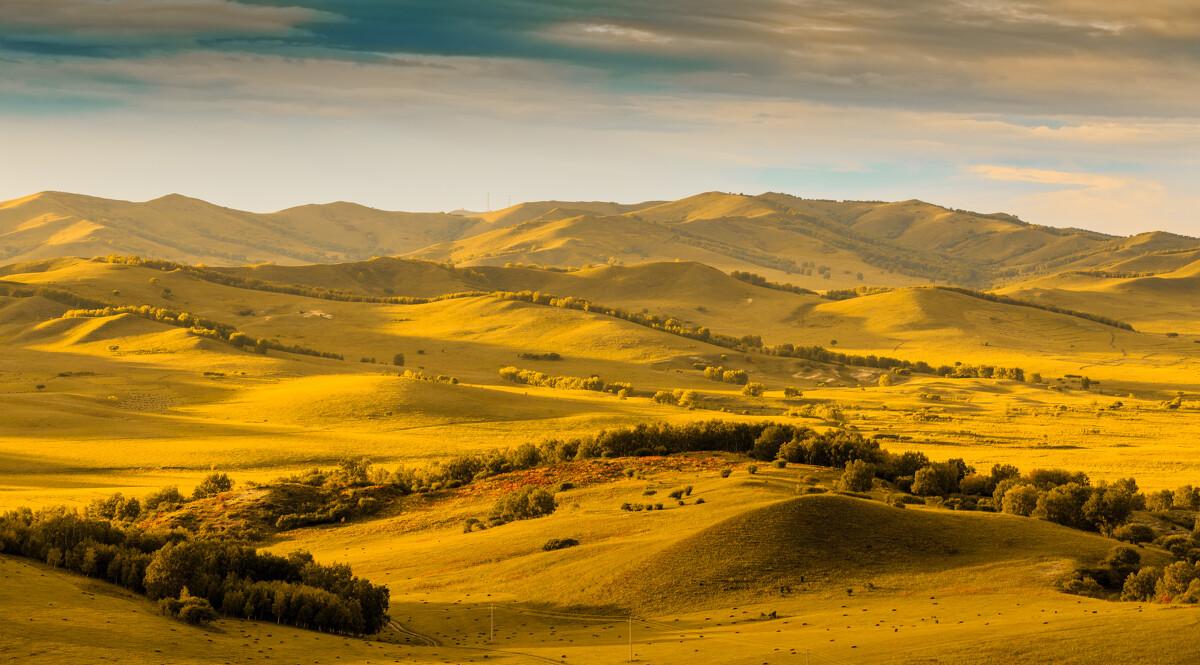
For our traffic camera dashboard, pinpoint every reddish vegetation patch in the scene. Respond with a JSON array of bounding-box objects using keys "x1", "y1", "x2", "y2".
[{"x1": 459, "y1": 455, "x2": 732, "y2": 497}]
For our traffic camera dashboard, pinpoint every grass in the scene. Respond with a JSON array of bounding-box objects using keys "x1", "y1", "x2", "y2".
[{"x1": 1, "y1": 250, "x2": 1200, "y2": 663}]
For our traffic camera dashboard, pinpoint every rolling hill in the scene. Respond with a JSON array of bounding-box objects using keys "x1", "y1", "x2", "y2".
[{"x1": 5, "y1": 190, "x2": 1196, "y2": 291}]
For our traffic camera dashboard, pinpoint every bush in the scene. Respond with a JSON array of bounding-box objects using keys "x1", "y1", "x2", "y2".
[
  {"x1": 1113, "y1": 524, "x2": 1155, "y2": 544},
  {"x1": 192, "y1": 473, "x2": 234, "y2": 500},
  {"x1": 741, "y1": 382, "x2": 765, "y2": 397},
  {"x1": 543, "y1": 538, "x2": 579, "y2": 551},
  {"x1": 720, "y1": 469, "x2": 732, "y2": 478},
  {"x1": 392, "y1": 353, "x2": 405, "y2": 366},
  {"x1": 838, "y1": 460, "x2": 875, "y2": 492},
  {"x1": 747, "y1": 464, "x2": 759, "y2": 475},
  {"x1": 143, "y1": 486, "x2": 185, "y2": 511},
  {"x1": 491, "y1": 487, "x2": 557, "y2": 523}
]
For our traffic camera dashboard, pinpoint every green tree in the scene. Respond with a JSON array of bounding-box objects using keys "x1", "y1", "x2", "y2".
[
  {"x1": 1001, "y1": 484, "x2": 1040, "y2": 517},
  {"x1": 1121, "y1": 567, "x2": 1161, "y2": 601},
  {"x1": 838, "y1": 460, "x2": 875, "y2": 492}
]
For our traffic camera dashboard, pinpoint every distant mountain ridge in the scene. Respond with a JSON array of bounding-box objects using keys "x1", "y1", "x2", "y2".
[{"x1": 1, "y1": 190, "x2": 1195, "y2": 289}]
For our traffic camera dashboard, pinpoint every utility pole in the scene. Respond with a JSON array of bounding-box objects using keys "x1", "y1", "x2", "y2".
[
  {"x1": 490, "y1": 603, "x2": 494, "y2": 643},
  {"x1": 628, "y1": 614, "x2": 633, "y2": 663}
]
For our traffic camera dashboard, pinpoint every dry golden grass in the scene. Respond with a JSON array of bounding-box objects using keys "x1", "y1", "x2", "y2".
[{"x1": 2, "y1": 249, "x2": 1200, "y2": 663}]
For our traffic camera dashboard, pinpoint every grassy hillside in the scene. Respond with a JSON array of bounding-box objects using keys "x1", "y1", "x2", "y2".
[{"x1": 7, "y1": 190, "x2": 1196, "y2": 290}]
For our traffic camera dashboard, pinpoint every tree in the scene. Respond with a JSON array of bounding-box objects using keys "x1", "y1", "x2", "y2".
[
  {"x1": 176, "y1": 588, "x2": 218, "y2": 625},
  {"x1": 877, "y1": 373, "x2": 893, "y2": 387},
  {"x1": 1174, "y1": 485, "x2": 1200, "y2": 510},
  {"x1": 1082, "y1": 483, "x2": 1140, "y2": 533},
  {"x1": 1001, "y1": 484, "x2": 1039, "y2": 516},
  {"x1": 392, "y1": 353, "x2": 405, "y2": 367},
  {"x1": 911, "y1": 462, "x2": 962, "y2": 496},
  {"x1": 750, "y1": 426, "x2": 790, "y2": 461},
  {"x1": 191, "y1": 473, "x2": 234, "y2": 500},
  {"x1": 838, "y1": 460, "x2": 875, "y2": 492},
  {"x1": 1121, "y1": 567, "x2": 1161, "y2": 601},
  {"x1": 143, "y1": 486, "x2": 184, "y2": 511},
  {"x1": 783, "y1": 386, "x2": 802, "y2": 399},
  {"x1": 1035, "y1": 483, "x2": 1092, "y2": 529},
  {"x1": 741, "y1": 382, "x2": 765, "y2": 397},
  {"x1": 1156, "y1": 562, "x2": 1198, "y2": 601}
]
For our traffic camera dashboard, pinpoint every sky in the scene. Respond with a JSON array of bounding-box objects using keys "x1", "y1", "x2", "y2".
[{"x1": 1, "y1": 0, "x2": 1197, "y2": 236}]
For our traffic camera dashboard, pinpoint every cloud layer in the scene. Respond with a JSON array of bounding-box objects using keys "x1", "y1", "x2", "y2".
[{"x1": 0, "y1": 1, "x2": 1195, "y2": 235}]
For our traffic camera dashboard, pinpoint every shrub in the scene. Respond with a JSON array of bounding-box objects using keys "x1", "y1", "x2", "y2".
[
  {"x1": 491, "y1": 487, "x2": 557, "y2": 523},
  {"x1": 783, "y1": 386, "x2": 802, "y2": 399},
  {"x1": 1113, "y1": 524, "x2": 1155, "y2": 544},
  {"x1": 143, "y1": 486, "x2": 185, "y2": 511},
  {"x1": 653, "y1": 390, "x2": 676, "y2": 405},
  {"x1": 192, "y1": 473, "x2": 234, "y2": 500},
  {"x1": 720, "y1": 469, "x2": 732, "y2": 478},
  {"x1": 747, "y1": 464, "x2": 759, "y2": 475},
  {"x1": 695, "y1": 498, "x2": 706, "y2": 504},
  {"x1": 543, "y1": 538, "x2": 579, "y2": 551},
  {"x1": 392, "y1": 353, "x2": 405, "y2": 366},
  {"x1": 838, "y1": 460, "x2": 875, "y2": 492},
  {"x1": 741, "y1": 382, "x2": 765, "y2": 397}
]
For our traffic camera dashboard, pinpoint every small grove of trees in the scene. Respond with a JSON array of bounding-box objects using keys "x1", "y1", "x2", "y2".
[
  {"x1": 398, "y1": 368, "x2": 459, "y2": 385},
  {"x1": 728, "y1": 271, "x2": 815, "y2": 296},
  {"x1": 0, "y1": 509, "x2": 389, "y2": 634},
  {"x1": 499, "y1": 366, "x2": 610, "y2": 392},
  {"x1": 742, "y1": 382, "x2": 765, "y2": 397},
  {"x1": 518, "y1": 352, "x2": 562, "y2": 361},
  {"x1": 703, "y1": 365, "x2": 748, "y2": 385},
  {"x1": 62, "y1": 305, "x2": 343, "y2": 360},
  {"x1": 653, "y1": 389, "x2": 699, "y2": 408}
]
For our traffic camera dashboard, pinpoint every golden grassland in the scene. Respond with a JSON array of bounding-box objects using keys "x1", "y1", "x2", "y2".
[{"x1": 2, "y1": 253, "x2": 1200, "y2": 663}]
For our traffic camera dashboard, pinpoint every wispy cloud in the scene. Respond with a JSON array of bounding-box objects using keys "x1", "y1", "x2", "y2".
[
  {"x1": 0, "y1": 0, "x2": 339, "y2": 38},
  {"x1": 969, "y1": 165, "x2": 1129, "y2": 189}
]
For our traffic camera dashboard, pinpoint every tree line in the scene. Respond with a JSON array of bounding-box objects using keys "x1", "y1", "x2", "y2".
[
  {"x1": 62, "y1": 304, "x2": 343, "y2": 360},
  {"x1": 0, "y1": 508, "x2": 388, "y2": 634}
]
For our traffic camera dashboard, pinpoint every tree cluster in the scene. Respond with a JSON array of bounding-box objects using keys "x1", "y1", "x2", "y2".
[{"x1": 0, "y1": 508, "x2": 388, "y2": 634}]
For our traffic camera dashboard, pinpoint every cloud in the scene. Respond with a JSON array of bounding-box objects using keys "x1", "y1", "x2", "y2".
[
  {"x1": 0, "y1": 0, "x2": 339, "y2": 40},
  {"x1": 969, "y1": 165, "x2": 1129, "y2": 189}
]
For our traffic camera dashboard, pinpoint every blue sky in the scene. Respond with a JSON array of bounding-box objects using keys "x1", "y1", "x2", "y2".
[{"x1": 1, "y1": 0, "x2": 1197, "y2": 235}]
